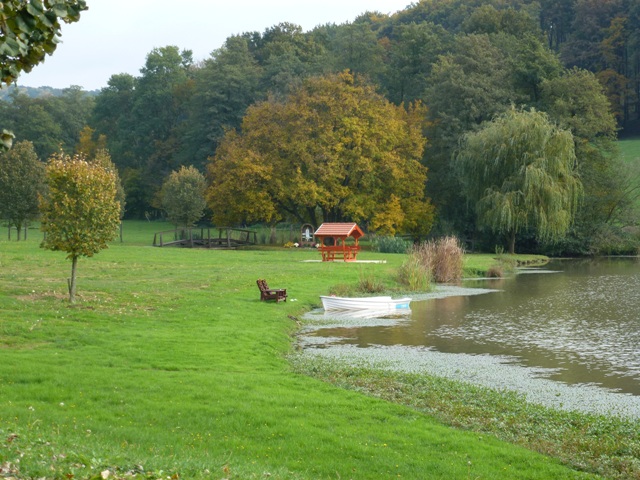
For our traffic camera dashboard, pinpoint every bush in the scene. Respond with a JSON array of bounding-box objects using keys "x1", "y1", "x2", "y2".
[
  {"x1": 397, "y1": 255, "x2": 432, "y2": 290},
  {"x1": 357, "y1": 271, "x2": 386, "y2": 294},
  {"x1": 494, "y1": 246, "x2": 517, "y2": 273},
  {"x1": 431, "y1": 236, "x2": 464, "y2": 283},
  {"x1": 412, "y1": 236, "x2": 464, "y2": 283},
  {"x1": 590, "y1": 227, "x2": 640, "y2": 255},
  {"x1": 486, "y1": 266, "x2": 504, "y2": 278},
  {"x1": 372, "y1": 235, "x2": 411, "y2": 254},
  {"x1": 329, "y1": 283, "x2": 355, "y2": 297},
  {"x1": 397, "y1": 236, "x2": 464, "y2": 289}
]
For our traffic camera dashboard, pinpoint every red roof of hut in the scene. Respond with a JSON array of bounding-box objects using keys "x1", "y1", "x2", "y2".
[{"x1": 314, "y1": 223, "x2": 364, "y2": 240}]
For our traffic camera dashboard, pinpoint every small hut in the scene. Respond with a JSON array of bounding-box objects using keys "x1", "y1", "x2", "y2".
[{"x1": 314, "y1": 222, "x2": 364, "y2": 262}]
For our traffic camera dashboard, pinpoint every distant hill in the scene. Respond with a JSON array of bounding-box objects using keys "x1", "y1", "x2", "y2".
[{"x1": 0, "y1": 84, "x2": 99, "y2": 101}]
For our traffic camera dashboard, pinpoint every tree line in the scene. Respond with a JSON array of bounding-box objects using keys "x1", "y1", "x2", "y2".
[{"x1": 2, "y1": 0, "x2": 640, "y2": 255}]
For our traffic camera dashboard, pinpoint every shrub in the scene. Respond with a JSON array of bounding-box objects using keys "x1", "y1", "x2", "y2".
[
  {"x1": 329, "y1": 283, "x2": 356, "y2": 297},
  {"x1": 494, "y1": 245, "x2": 517, "y2": 271},
  {"x1": 403, "y1": 236, "x2": 464, "y2": 286},
  {"x1": 397, "y1": 255, "x2": 432, "y2": 291},
  {"x1": 357, "y1": 271, "x2": 386, "y2": 294},
  {"x1": 486, "y1": 266, "x2": 504, "y2": 278},
  {"x1": 590, "y1": 227, "x2": 640, "y2": 255},
  {"x1": 431, "y1": 236, "x2": 464, "y2": 283},
  {"x1": 372, "y1": 235, "x2": 411, "y2": 254}
]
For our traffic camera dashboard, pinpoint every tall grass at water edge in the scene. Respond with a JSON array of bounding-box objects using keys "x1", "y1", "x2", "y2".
[
  {"x1": 398, "y1": 236, "x2": 464, "y2": 289},
  {"x1": 0, "y1": 223, "x2": 602, "y2": 479}
]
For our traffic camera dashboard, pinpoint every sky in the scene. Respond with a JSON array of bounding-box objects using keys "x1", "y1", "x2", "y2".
[{"x1": 17, "y1": 0, "x2": 412, "y2": 91}]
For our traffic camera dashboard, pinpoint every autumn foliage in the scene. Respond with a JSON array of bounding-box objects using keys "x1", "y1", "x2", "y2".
[
  {"x1": 39, "y1": 153, "x2": 120, "y2": 302},
  {"x1": 207, "y1": 71, "x2": 434, "y2": 236}
]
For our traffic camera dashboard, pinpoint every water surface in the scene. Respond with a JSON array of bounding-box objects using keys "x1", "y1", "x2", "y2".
[{"x1": 307, "y1": 258, "x2": 640, "y2": 396}]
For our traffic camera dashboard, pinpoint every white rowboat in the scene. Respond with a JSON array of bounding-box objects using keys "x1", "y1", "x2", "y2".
[{"x1": 320, "y1": 295, "x2": 411, "y2": 311}]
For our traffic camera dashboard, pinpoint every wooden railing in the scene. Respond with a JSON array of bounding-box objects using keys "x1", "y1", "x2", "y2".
[{"x1": 153, "y1": 227, "x2": 257, "y2": 248}]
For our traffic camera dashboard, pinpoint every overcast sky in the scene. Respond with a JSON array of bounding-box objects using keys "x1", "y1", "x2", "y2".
[{"x1": 16, "y1": 0, "x2": 411, "y2": 91}]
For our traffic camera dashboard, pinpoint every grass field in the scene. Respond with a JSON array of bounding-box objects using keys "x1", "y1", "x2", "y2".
[
  {"x1": 618, "y1": 137, "x2": 640, "y2": 163},
  {"x1": 0, "y1": 222, "x2": 611, "y2": 479}
]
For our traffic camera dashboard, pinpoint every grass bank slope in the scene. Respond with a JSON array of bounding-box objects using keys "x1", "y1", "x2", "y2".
[
  {"x1": 0, "y1": 225, "x2": 593, "y2": 479},
  {"x1": 618, "y1": 137, "x2": 640, "y2": 163}
]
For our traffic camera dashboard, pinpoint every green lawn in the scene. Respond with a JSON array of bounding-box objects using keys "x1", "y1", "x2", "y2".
[
  {"x1": 0, "y1": 224, "x2": 600, "y2": 479},
  {"x1": 618, "y1": 137, "x2": 640, "y2": 163}
]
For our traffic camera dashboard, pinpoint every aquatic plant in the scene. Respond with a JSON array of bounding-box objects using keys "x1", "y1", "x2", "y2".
[
  {"x1": 397, "y1": 254, "x2": 431, "y2": 290},
  {"x1": 404, "y1": 236, "x2": 464, "y2": 285}
]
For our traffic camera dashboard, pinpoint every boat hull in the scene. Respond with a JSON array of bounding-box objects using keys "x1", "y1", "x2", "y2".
[{"x1": 320, "y1": 295, "x2": 411, "y2": 311}]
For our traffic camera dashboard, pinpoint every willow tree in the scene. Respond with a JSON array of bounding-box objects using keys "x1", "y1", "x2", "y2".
[
  {"x1": 207, "y1": 71, "x2": 434, "y2": 237},
  {"x1": 456, "y1": 107, "x2": 582, "y2": 254},
  {"x1": 40, "y1": 153, "x2": 120, "y2": 303}
]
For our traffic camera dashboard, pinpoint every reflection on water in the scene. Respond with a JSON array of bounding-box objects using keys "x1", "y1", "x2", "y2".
[{"x1": 309, "y1": 257, "x2": 640, "y2": 395}]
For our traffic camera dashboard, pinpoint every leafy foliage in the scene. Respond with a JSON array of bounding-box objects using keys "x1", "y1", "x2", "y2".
[
  {"x1": 178, "y1": 36, "x2": 263, "y2": 171},
  {"x1": 160, "y1": 165, "x2": 206, "y2": 228},
  {"x1": 0, "y1": 0, "x2": 87, "y2": 85},
  {"x1": 39, "y1": 152, "x2": 120, "y2": 301},
  {"x1": 371, "y1": 235, "x2": 411, "y2": 254},
  {"x1": 540, "y1": 68, "x2": 636, "y2": 254},
  {"x1": 92, "y1": 148, "x2": 126, "y2": 220},
  {"x1": 0, "y1": 0, "x2": 87, "y2": 150},
  {"x1": 0, "y1": 140, "x2": 44, "y2": 238},
  {"x1": 456, "y1": 108, "x2": 582, "y2": 253},
  {"x1": 0, "y1": 87, "x2": 95, "y2": 158},
  {"x1": 207, "y1": 71, "x2": 434, "y2": 235},
  {"x1": 0, "y1": 0, "x2": 636, "y2": 254}
]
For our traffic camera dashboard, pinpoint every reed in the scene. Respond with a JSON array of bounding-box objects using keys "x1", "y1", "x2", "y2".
[
  {"x1": 431, "y1": 236, "x2": 464, "y2": 283},
  {"x1": 397, "y1": 253, "x2": 432, "y2": 290},
  {"x1": 401, "y1": 236, "x2": 464, "y2": 287}
]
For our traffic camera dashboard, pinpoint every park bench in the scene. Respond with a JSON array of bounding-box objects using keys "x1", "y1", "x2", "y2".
[{"x1": 257, "y1": 279, "x2": 287, "y2": 302}]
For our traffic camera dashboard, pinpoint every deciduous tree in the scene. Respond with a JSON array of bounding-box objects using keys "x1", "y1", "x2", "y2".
[
  {"x1": 383, "y1": 22, "x2": 452, "y2": 104},
  {"x1": 425, "y1": 33, "x2": 524, "y2": 234},
  {"x1": 456, "y1": 107, "x2": 582, "y2": 253},
  {"x1": 39, "y1": 153, "x2": 120, "y2": 303},
  {"x1": 179, "y1": 36, "x2": 263, "y2": 171},
  {"x1": 92, "y1": 148, "x2": 126, "y2": 220},
  {"x1": 0, "y1": 140, "x2": 44, "y2": 239},
  {"x1": 160, "y1": 165, "x2": 206, "y2": 228},
  {"x1": 0, "y1": 87, "x2": 94, "y2": 158},
  {"x1": 0, "y1": 0, "x2": 88, "y2": 149},
  {"x1": 540, "y1": 67, "x2": 634, "y2": 253},
  {"x1": 207, "y1": 72, "x2": 434, "y2": 236}
]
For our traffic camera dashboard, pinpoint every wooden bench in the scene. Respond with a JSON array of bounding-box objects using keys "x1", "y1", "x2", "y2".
[
  {"x1": 257, "y1": 279, "x2": 287, "y2": 302},
  {"x1": 318, "y1": 245, "x2": 360, "y2": 262}
]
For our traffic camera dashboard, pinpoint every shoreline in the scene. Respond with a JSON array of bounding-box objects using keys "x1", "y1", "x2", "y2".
[
  {"x1": 298, "y1": 343, "x2": 640, "y2": 419},
  {"x1": 298, "y1": 285, "x2": 640, "y2": 419}
]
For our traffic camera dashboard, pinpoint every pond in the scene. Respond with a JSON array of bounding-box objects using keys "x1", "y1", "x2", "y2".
[{"x1": 301, "y1": 257, "x2": 640, "y2": 416}]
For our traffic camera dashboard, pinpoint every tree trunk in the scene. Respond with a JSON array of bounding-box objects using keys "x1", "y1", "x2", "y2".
[
  {"x1": 68, "y1": 255, "x2": 78, "y2": 303},
  {"x1": 16, "y1": 222, "x2": 22, "y2": 241},
  {"x1": 508, "y1": 231, "x2": 516, "y2": 255}
]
